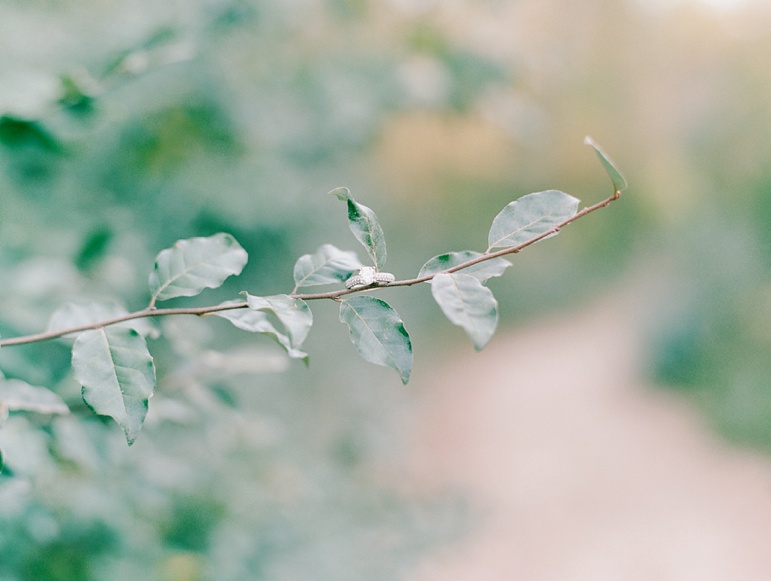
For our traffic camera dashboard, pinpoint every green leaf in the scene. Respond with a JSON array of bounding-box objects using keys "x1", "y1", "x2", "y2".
[
  {"x1": 0, "y1": 415, "x2": 51, "y2": 476},
  {"x1": 0, "y1": 115, "x2": 62, "y2": 152},
  {"x1": 339, "y1": 296, "x2": 412, "y2": 384},
  {"x1": 59, "y1": 70, "x2": 99, "y2": 112},
  {"x1": 584, "y1": 136, "x2": 627, "y2": 193},
  {"x1": 488, "y1": 190, "x2": 579, "y2": 251},
  {"x1": 0, "y1": 379, "x2": 69, "y2": 415},
  {"x1": 419, "y1": 251, "x2": 510, "y2": 283},
  {"x1": 293, "y1": 243, "x2": 363, "y2": 289},
  {"x1": 330, "y1": 187, "x2": 387, "y2": 269},
  {"x1": 430, "y1": 273, "x2": 498, "y2": 350},
  {"x1": 214, "y1": 299, "x2": 311, "y2": 361},
  {"x1": 244, "y1": 294, "x2": 313, "y2": 349},
  {"x1": 75, "y1": 227, "x2": 112, "y2": 271},
  {"x1": 72, "y1": 327, "x2": 156, "y2": 445},
  {"x1": 149, "y1": 233, "x2": 248, "y2": 303},
  {"x1": 47, "y1": 302, "x2": 158, "y2": 338},
  {"x1": 0, "y1": 373, "x2": 6, "y2": 428}
]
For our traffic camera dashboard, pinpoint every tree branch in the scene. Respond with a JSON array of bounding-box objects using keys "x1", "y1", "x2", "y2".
[{"x1": 0, "y1": 190, "x2": 620, "y2": 348}]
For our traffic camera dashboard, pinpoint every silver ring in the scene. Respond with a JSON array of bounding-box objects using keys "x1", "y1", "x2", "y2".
[{"x1": 345, "y1": 267, "x2": 395, "y2": 289}]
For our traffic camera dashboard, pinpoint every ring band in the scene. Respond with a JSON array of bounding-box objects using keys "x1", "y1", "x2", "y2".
[{"x1": 345, "y1": 267, "x2": 395, "y2": 289}]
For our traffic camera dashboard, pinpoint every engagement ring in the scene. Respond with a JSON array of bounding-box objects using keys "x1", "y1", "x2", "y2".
[{"x1": 345, "y1": 266, "x2": 395, "y2": 289}]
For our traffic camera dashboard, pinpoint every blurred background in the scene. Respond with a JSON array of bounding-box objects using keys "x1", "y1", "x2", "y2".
[{"x1": 0, "y1": 0, "x2": 769, "y2": 579}]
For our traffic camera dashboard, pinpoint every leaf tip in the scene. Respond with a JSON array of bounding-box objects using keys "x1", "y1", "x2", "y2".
[
  {"x1": 328, "y1": 187, "x2": 350, "y2": 201},
  {"x1": 584, "y1": 136, "x2": 628, "y2": 193}
]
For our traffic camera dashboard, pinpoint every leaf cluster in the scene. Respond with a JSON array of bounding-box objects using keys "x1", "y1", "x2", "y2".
[{"x1": 0, "y1": 138, "x2": 625, "y2": 452}]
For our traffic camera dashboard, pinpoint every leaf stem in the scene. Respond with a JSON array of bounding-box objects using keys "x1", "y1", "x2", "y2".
[{"x1": 0, "y1": 190, "x2": 620, "y2": 348}]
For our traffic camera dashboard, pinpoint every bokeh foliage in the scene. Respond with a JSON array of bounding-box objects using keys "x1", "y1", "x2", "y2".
[{"x1": 1, "y1": 0, "x2": 769, "y2": 579}]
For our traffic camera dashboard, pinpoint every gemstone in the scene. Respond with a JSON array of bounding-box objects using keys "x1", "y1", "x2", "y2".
[{"x1": 358, "y1": 267, "x2": 377, "y2": 283}]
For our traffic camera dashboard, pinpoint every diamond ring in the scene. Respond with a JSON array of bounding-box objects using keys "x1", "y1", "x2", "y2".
[{"x1": 345, "y1": 266, "x2": 395, "y2": 289}]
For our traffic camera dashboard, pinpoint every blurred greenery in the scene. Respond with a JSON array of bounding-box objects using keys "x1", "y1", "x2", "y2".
[{"x1": 0, "y1": 0, "x2": 769, "y2": 578}]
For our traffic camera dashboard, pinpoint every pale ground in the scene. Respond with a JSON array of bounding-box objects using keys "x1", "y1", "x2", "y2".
[{"x1": 407, "y1": 282, "x2": 771, "y2": 581}]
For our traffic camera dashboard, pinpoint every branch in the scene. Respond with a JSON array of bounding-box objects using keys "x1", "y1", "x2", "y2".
[
  {"x1": 0, "y1": 190, "x2": 620, "y2": 348},
  {"x1": 0, "y1": 303, "x2": 247, "y2": 347},
  {"x1": 292, "y1": 189, "x2": 621, "y2": 294}
]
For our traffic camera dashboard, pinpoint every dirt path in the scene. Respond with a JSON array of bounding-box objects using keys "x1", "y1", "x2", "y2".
[{"x1": 407, "y1": 287, "x2": 771, "y2": 580}]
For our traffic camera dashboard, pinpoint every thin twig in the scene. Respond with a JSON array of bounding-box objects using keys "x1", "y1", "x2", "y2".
[
  {"x1": 0, "y1": 303, "x2": 249, "y2": 347},
  {"x1": 0, "y1": 190, "x2": 620, "y2": 348}
]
